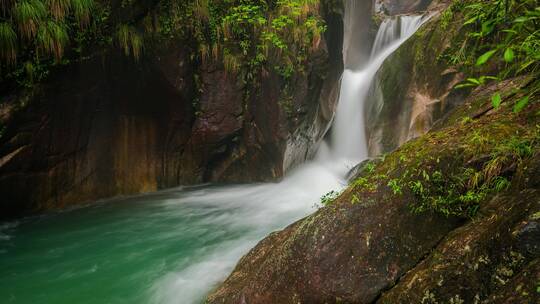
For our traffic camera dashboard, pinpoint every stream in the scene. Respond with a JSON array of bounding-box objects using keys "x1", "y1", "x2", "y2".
[{"x1": 0, "y1": 14, "x2": 426, "y2": 304}]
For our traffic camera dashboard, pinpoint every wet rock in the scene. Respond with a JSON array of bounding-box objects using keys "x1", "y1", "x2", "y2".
[
  {"x1": 376, "y1": 0, "x2": 434, "y2": 15},
  {"x1": 377, "y1": 189, "x2": 540, "y2": 304},
  {"x1": 346, "y1": 157, "x2": 382, "y2": 181},
  {"x1": 206, "y1": 185, "x2": 461, "y2": 303},
  {"x1": 0, "y1": 4, "x2": 344, "y2": 219}
]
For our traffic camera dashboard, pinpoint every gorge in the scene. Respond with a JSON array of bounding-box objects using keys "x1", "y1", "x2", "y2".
[{"x1": 1, "y1": 0, "x2": 539, "y2": 303}]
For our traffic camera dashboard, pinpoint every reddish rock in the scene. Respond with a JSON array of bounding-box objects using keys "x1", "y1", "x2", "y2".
[
  {"x1": 206, "y1": 185, "x2": 461, "y2": 303},
  {"x1": 0, "y1": 5, "x2": 344, "y2": 219}
]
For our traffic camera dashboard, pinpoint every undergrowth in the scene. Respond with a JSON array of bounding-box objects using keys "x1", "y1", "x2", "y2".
[
  {"x1": 0, "y1": 0, "x2": 333, "y2": 116},
  {"x1": 343, "y1": 116, "x2": 540, "y2": 218},
  {"x1": 439, "y1": 0, "x2": 539, "y2": 113}
]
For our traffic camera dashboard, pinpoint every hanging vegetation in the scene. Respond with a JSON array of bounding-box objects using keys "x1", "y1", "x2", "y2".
[
  {"x1": 0, "y1": 0, "x2": 329, "y2": 91},
  {"x1": 0, "y1": 0, "x2": 94, "y2": 64}
]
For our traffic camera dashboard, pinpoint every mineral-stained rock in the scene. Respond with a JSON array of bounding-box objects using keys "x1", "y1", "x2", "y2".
[{"x1": 0, "y1": 3, "x2": 344, "y2": 219}]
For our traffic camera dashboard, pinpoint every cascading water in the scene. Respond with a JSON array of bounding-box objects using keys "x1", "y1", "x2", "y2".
[
  {"x1": 331, "y1": 15, "x2": 426, "y2": 165},
  {"x1": 0, "y1": 12, "x2": 427, "y2": 304}
]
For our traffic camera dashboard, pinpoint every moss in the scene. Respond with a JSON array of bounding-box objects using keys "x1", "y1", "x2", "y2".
[{"x1": 344, "y1": 83, "x2": 540, "y2": 218}]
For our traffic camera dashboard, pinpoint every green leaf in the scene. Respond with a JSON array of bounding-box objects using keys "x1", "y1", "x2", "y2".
[
  {"x1": 517, "y1": 60, "x2": 535, "y2": 73},
  {"x1": 481, "y1": 20, "x2": 495, "y2": 35},
  {"x1": 504, "y1": 48, "x2": 514, "y2": 62},
  {"x1": 476, "y1": 50, "x2": 497, "y2": 66},
  {"x1": 513, "y1": 96, "x2": 529, "y2": 113},
  {"x1": 463, "y1": 16, "x2": 478, "y2": 25},
  {"x1": 467, "y1": 78, "x2": 481, "y2": 85},
  {"x1": 454, "y1": 83, "x2": 475, "y2": 89},
  {"x1": 492, "y1": 93, "x2": 502, "y2": 108}
]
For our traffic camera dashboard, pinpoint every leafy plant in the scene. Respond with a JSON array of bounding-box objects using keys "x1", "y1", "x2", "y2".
[
  {"x1": 0, "y1": 0, "x2": 102, "y2": 89},
  {"x1": 387, "y1": 179, "x2": 402, "y2": 195},
  {"x1": 116, "y1": 24, "x2": 143, "y2": 60},
  {"x1": 0, "y1": 22, "x2": 17, "y2": 64},
  {"x1": 449, "y1": 0, "x2": 539, "y2": 111},
  {"x1": 454, "y1": 76, "x2": 498, "y2": 89},
  {"x1": 491, "y1": 92, "x2": 502, "y2": 108},
  {"x1": 320, "y1": 190, "x2": 340, "y2": 206}
]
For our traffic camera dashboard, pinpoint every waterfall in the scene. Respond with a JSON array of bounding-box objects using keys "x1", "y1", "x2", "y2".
[
  {"x1": 371, "y1": 15, "x2": 426, "y2": 57},
  {"x1": 329, "y1": 15, "x2": 426, "y2": 165},
  {"x1": 0, "y1": 10, "x2": 431, "y2": 304},
  {"x1": 152, "y1": 13, "x2": 430, "y2": 303},
  {"x1": 149, "y1": 16, "x2": 430, "y2": 300}
]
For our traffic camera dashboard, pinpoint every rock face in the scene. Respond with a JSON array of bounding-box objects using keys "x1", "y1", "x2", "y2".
[
  {"x1": 0, "y1": 4, "x2": 344, "y2": 219},
  {"x1": 343, "y1": 0, "x2": 374, "y2": 69},
  {"x1": 378, "y1": 189, "x2": 540, "y2": 304},
  {"x1": 207, "y1": 96, "x2": 540, "y2": 304},
  {"x1": 366, "y1": 1, "x2": 464, "y2": 155},
  {"x1": 206, "y1": 1, "x2": 540, "y2": 302},
  {"x1": 376, "y1": 0, "x2": 434, "y2": 15}
]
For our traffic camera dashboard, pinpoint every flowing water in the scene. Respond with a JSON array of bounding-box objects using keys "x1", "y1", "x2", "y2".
[{"x1": 0, "y1": 14, "x2": 426, "y2": 304}]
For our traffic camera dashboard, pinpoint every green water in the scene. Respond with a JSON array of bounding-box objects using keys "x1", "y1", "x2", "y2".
[{"x1": 0, "y1": 163, "x2": 344, "y2": 304}]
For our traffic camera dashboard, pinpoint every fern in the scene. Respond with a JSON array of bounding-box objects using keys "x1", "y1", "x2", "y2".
[
  {"x1": 117, "y1": 24, "x2": 144, "y2": 61},
  {"x1": 46, "y1": 0, "x2": 71, "y2": 20}
]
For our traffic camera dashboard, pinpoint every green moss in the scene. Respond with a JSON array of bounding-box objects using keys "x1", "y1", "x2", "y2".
[{"x1": 344, "y1": 87, "x2": 540, "y2": 218}]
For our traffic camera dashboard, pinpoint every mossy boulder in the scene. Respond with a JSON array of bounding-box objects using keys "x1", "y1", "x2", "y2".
[
  {"x1": 206, "y1": 79, "x2": 540, "y2": 303},
  {"x1": 205, "y1": 0, "x2": 540, "y2": 300}
]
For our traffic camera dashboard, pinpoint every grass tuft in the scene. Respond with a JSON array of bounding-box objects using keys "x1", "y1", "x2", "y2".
[
  {"x1": 0, "y1": 22, "x2": 17, "y2": 64},
  {"x1": 13, "y1": 0, "x2": 47, "y2": 39},
  {"x1": 117, "y1": 24, "x2": 144, "y2": 61}
]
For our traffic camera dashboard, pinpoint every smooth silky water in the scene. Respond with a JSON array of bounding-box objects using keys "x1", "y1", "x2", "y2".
[{"x1": 0, "y1": 14, "x2": 427, "y2": 304}]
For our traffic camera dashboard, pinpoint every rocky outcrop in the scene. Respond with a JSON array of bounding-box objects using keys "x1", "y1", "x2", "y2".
[
  {"x1": 378, "y1": 189, "x2": 540, "y2": 304},
  {"x1": 206, "y1": 84, "x2": 540, "y2": 303},
  {"x1": 343, "y1": 0, "x2": 374, "y2": 69},
  {"x1": 376, "y1": 0, "x2": 434, "y2": 15},
  {"x1": 0, "y1": 3, "x2": 344, "y2": 219},
  {"x1": 366, "y1": 0, "x2": 464, "y2": 155},
  {"x1": 206, "y1": 1, "x2": 540, "y2": 301}
]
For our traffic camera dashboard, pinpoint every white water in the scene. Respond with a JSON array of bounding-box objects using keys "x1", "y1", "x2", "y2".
[
  {"x1": 149, "y1": 161, "x2": 344, "y2": 303},
  {"x1": 0, "y1": 13, "x2": 427, "y2": 304},
  {"x1": 331, "y1": 15, "x2": 426, "y2": 165}
]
